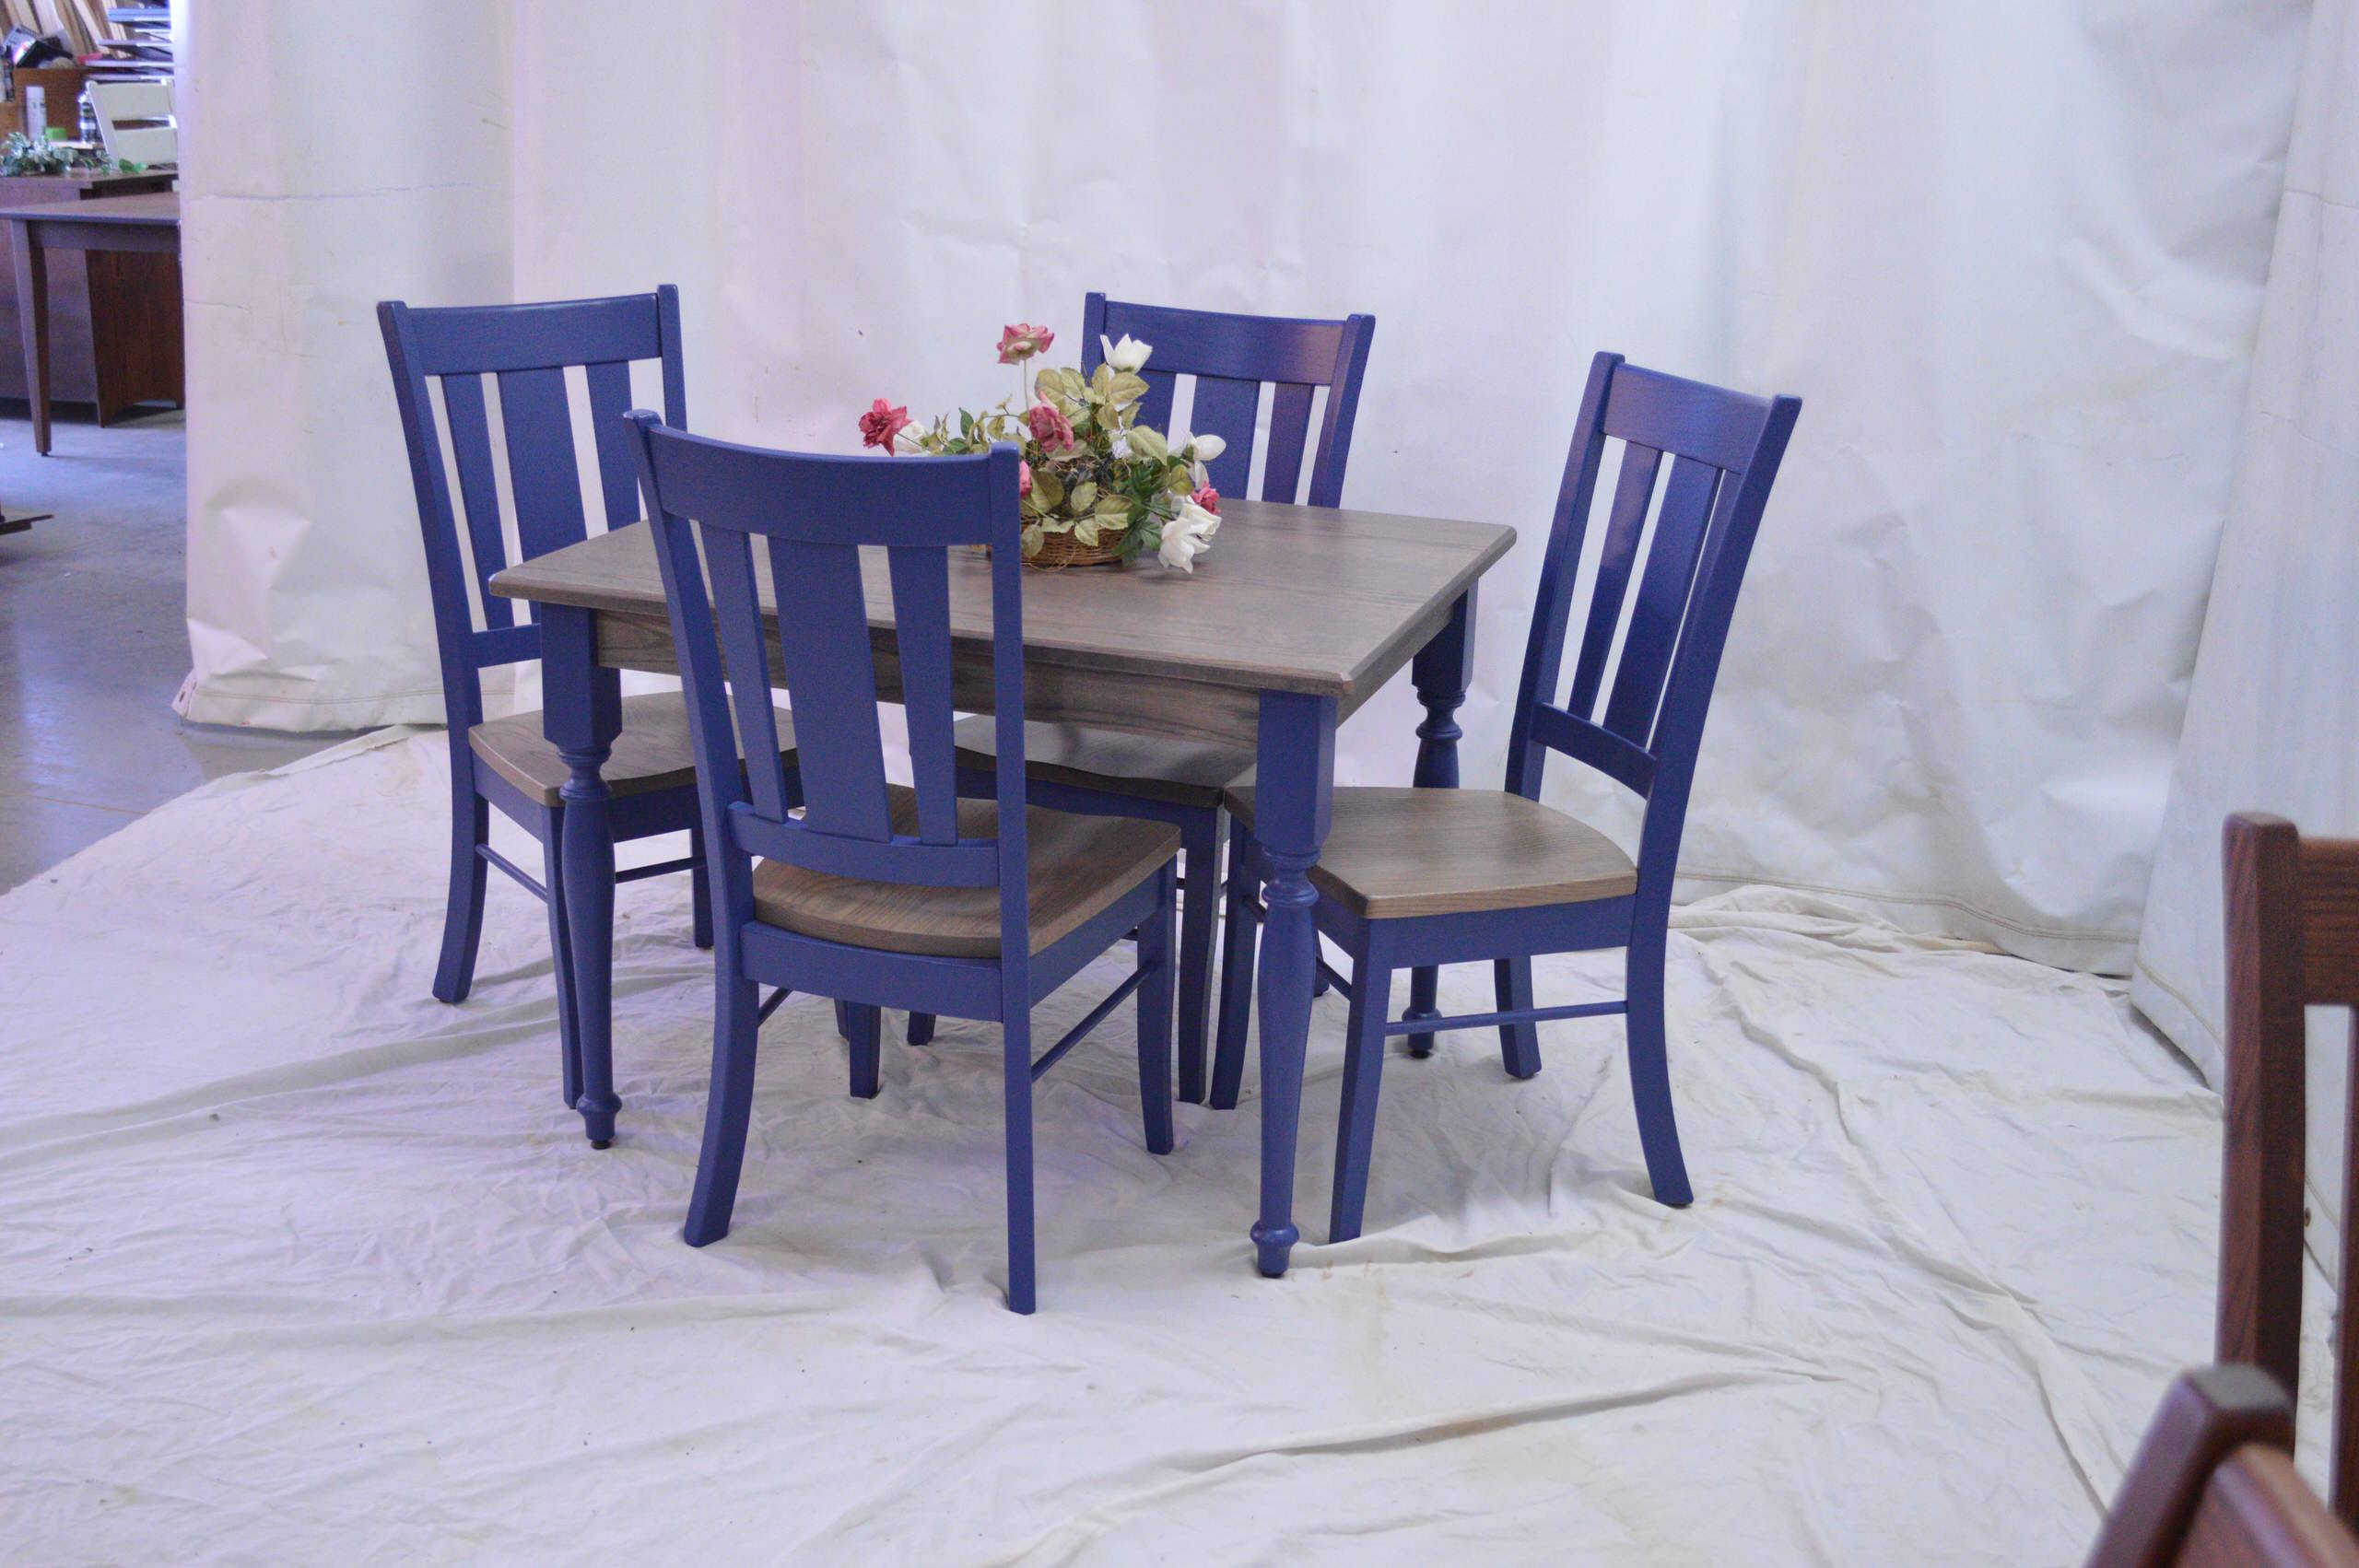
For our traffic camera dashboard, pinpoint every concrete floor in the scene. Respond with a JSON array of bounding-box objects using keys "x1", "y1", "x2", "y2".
[{"x1": 0, "y1": 406, "x2": 346, "y2": 891}]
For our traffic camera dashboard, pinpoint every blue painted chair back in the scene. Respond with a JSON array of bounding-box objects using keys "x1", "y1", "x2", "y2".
[
  {"x1": 378, "y1": 287, "x2": 687, "y2": 731},
  {"x1": 1506, "y1": 353, "x2": 1802, "y2": 877},
  {"x1": 1080, "y1": 293, "x2": 1374, "y2": 506},
  {"x1": 623, "y1": 416, "x2": 1034, "y2": 943}
]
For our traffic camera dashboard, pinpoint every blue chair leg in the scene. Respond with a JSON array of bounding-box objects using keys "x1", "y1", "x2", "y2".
[
  {"x1": 684, "y1": 966, "x2": 761, "y2": 1246},
  {"x1": 835, "y1": 999, "x2": 855, "y2": 1039},
  {"x1": 908, "y1": 1012, "x2": 936, "y2": 1045},
  {"x1": 1624, "y1": 926, "x2": 1694, "y2": 1207},
  {"x1": 433, "y1": 789, "x2": 490, "y2": 1004},
  {"x1": 1495, "y1": 956, "x2": 1542, "y2": 1080},
  {"x1": 1136, "y1": 863, "x2": 1178, "y2": 1155},
  {"x1": 1209, "y1": 816, "x2": 1259, "y2": 1110},
  {"x1": 1003, "y1": 1005, "x2": 1037, "y2": 1315},
  {"x1": 689, "y1": 841, "x2": 714, "y2": 951},
  {"x1": 1329, "y1": 952, "x2": 1391, "y2": 1243},
  {"x1": 1402, "y1": 965, "x2": 1439, "y2": 1058},
  {"x1": 846, "y1": 1003, "x2": 882, "y2": 1099},
  {"x1": 1312, "y1": 965, "x2": 1332, "y2": 999},
  {"x1": 1175, "y1": 813, "x2": 1221, "y2": 1104},
  {"x1": 541, "y1": 823, "x2": 583, "y2": 1108}
]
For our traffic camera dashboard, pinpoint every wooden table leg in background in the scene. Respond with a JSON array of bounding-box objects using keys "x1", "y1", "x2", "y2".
[
  {"x1": 1251, "y1": 690, "x2": 1338, "y2": 1279},
  {"x1": 10, "y1": 217, "x2": 52, "y2": 455}
]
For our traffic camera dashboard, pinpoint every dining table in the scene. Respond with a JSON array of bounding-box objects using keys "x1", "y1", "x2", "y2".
[{"x1": 488, "y1": 494, "x2": 1516, "y2": 1279}]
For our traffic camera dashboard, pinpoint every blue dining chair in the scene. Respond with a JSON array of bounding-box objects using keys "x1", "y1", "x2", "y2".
[
  {"x1": 623, "y1": 416, "x2": 1182, "y2": 1315},
  {"x1": 1215, "y1": 352, "x2": 1802, "y2": 1239},
  {"x1": 945, "y1": 292, "x2": 1376, "y2": 1104},
  {"x1": 379, "y1": 287, "x2": 798, "y2": 1126}
]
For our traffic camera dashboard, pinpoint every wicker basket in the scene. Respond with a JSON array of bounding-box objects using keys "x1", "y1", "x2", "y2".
[{"x1": 1024, "y1": 530, "x2": 1129, "y2": 570}]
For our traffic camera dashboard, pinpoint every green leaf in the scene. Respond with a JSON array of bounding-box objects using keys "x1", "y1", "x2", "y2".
[
  {"x1": 1109, "y1": 371, "x2": 1149, "y2": 406},
  {"x1": 1021, "y1": 524, "x2": 1045, "y2": 557},
  {"x1": 1127, "y1": 427, "x2": 1168, "y2": 463},
  {"x1": 1073, "y1": 518, "x2": 1101, "y2": 547},
  {"x1": 1032, "y1": 470, "x2": 1065, "y2": 509},
  {"x1": 1066, "y1": 481, "x2": 1097, "y2": 513},
  {"x1": 959, "y1": 410, "x2": 974, "y2": 438}
]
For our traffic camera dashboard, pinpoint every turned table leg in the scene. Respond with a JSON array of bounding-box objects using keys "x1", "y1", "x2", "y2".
[
  {"x1": 1403, "y1": 587, "x2": 1474, "y2": 1058},
  {"x1": 542, "y1": 605, "x2": 623, "y2": 1148},
  {"x1": 1250, "y1": 690, "x2": 1336, "y2": 1279}
]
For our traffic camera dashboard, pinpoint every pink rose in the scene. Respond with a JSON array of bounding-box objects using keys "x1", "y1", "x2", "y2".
[
  {"x1": 997, "y1": 322, "x2": 1055, "y2": 364},
  {"x1": 859, "y1": 398, "x2": 913, "y2": 453},
  {"x1": 1026, "y1": 401, "x2": 1075, "y2": 452},
  {"x1": 1018, "y1": 459, "x2": 1033, "y2": 497},
  {"x1": 1190, "y1": 486, "x2": 1219, "y2": 515}
]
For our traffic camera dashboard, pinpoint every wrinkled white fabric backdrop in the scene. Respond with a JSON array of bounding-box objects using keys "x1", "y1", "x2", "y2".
[
  {"x1": 2133, "y1": 0, "x2": 2359, "y2": 1265},
  {"x1": 182, "y1": 2, "x2": 2310, "y2": 969}
]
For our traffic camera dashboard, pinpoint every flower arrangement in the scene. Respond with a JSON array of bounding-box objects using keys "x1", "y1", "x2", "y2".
[
  {"x1": 860, "y1": 322, "x2": 1225, "y2": 571},
  {"x1": 0, "y1": 132, "x2": 112, "y2": 178}
]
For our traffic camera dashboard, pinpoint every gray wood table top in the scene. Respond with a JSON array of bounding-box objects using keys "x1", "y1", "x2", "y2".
[{"x1": 489, "y1": 496, "x2": 1516, "y2": 708}]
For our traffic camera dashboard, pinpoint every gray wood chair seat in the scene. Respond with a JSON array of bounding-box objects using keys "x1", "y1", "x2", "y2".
[
  {"x1": 1225, "y1": 785, "x2": 1636, "y2": 919},
  {"x1": 753, "y1": 785, "x2": 1181, "y2": 959},
  {"x1": 469, "y1": 690, "x2": 795, "y2": 807},
  {"x1": 951, "y1": 716, "x2": 1254, "y2": 809}
]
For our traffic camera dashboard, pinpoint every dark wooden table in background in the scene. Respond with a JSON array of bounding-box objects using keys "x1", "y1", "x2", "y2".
[{"x1": 0, "y1": 189, "x2": 181, "y2": 454}]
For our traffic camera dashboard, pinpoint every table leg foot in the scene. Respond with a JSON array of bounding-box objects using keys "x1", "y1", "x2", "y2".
[{"x1": 1250, "y1": 1219, "x2": 1300, "y2": 1278}]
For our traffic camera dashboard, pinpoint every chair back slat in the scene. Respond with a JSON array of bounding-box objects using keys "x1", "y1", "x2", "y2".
[
  {"x1": 1506, "y1": 352, "x2": 1801, "y2": 900},
  {"x1": 1183, "y1": 374, "x2": 1262, "y2": 497},
  {"x1": 2219, "y1": 813, "x2": 2359, "y2": 1530},
  {"x1": 1602, "y1": 455, "x2": 1726, "y2": 746},
  {"x1": 378, "y1": 287, "x2": 687, "y2": 724},
  {"x1": 1079, "y1": 293, "x2": 1375, "y2": 506},
  {"x1": 627, "y1": 416, "x2": 1026, "y2": 907},
  {"x1": 1263, "y1": 383, "x2": 1315, "y2": 503},
  {"x1": 1564, "y1": 440, "x2": 1663, "y2": 720},
  {"x1": 699, "y1": 529, "x2": 793, "y2": 825},
  {"x1": 887, "y1": 546, "x2": 960, "y2": 844},
  {"x1": 496, "y1": 366, "x2": 593, "y2": 562},
  {"x1": 437, "y1": 372, "x2": 514, "y2": 633},
  {"x1": 767, "y1": 537, "x2": 895, "y2": 842},
  {"x1": 583, "y1": 359, "x2": 645, "y2": 529}
]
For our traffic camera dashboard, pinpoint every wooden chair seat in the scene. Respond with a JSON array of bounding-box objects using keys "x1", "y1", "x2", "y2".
[
  {"x1": 753, "y1": 786, "x2": 1180, "y2": 959},
  {"x1": 469, "y1": 690, "x2": 796, "y2": 808},
  {"x1": 951, "y1": 715, "x2": 1254, "y2": 808},
  {"x1": 1225, "y1": 785, "x2": 1637, "y2": 919}
]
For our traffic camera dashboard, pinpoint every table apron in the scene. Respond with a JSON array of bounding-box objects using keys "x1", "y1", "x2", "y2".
[
  {"x1": 11, "y1": 219, "x2": 179, "y2": 255},
  {"x1": 593, "y1": 606, "x2": 1272, "y2": 749}
]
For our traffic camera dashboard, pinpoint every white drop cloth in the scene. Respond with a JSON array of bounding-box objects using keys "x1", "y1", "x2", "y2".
[{"x1": 0, "y1": 732, "x2": 2308, "y2": 1563}]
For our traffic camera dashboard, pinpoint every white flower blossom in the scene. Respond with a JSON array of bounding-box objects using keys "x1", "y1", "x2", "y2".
[
  {"x1": 1158, "y1": 497, "x2": 1221, "y2": 573},
  {"x1": 1100, "y1": 333, "x2": 1153, "y2": 373}
]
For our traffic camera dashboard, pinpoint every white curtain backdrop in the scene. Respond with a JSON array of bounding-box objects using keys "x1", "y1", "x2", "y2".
[
  {"x1": 2133, "y1": 0, "x2": 2359, "y2": 1252},
  {"x1": 182, "y1": 2, "x2": 2310, "y2": 969}
]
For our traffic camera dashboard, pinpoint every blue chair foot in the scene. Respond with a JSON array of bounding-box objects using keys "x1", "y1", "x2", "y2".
[{"x1": 578, "y1": 1094, "x2": 619, "y2": 1149}]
